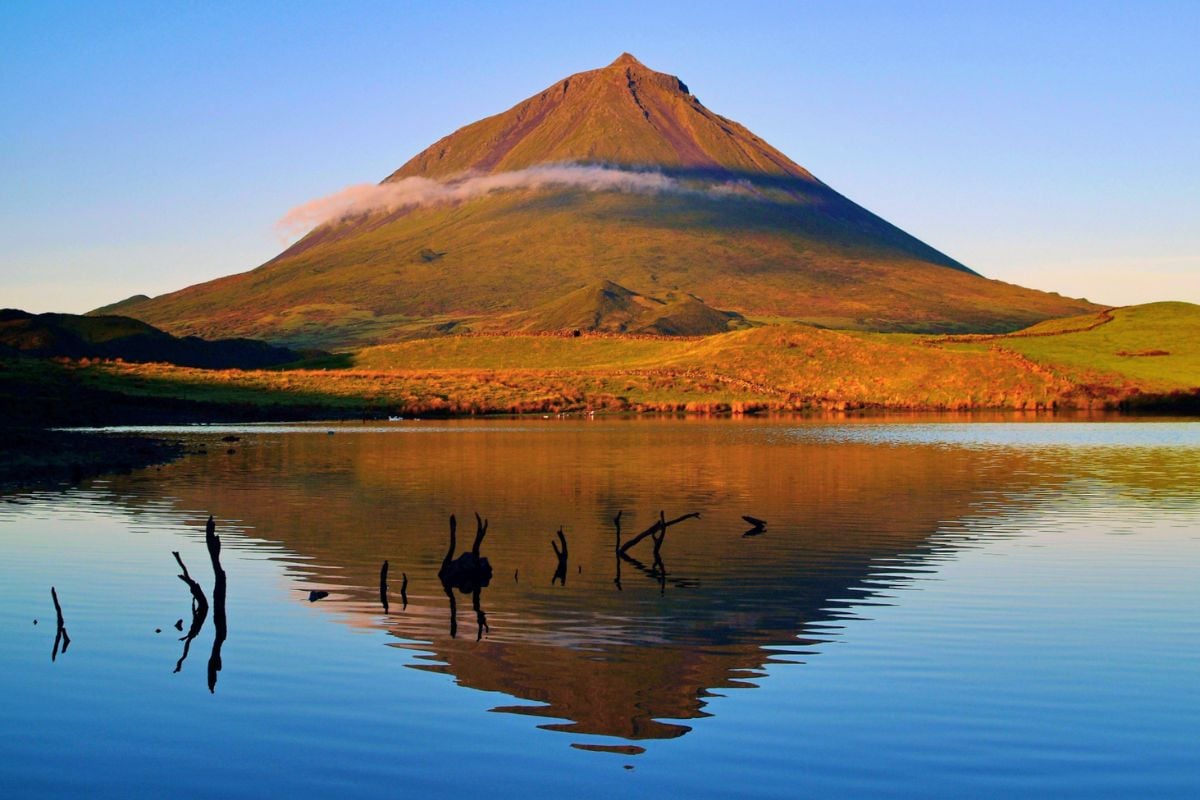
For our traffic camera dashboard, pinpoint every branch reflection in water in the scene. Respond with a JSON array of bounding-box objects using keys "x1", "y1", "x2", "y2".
[
  {"x1": 171, "y1": 550, "x2": 208, "y2": 674},
  {"x1": 160, "y1": 516, "x2": 228, "y2": 692},
  {"x1": 50, "y1": 586, "x2": 70, "y2": 662}
]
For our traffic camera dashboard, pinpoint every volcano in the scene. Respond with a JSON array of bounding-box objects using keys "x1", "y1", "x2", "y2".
[{"x1": 100, "y1": 53, "x2": 1096, "y2": 348}]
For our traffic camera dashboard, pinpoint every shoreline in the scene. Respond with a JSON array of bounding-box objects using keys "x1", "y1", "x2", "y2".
[
  {"x1": 0, "y1": 428, "x2": 185, "y2": 496},
  {"x1": 5, "y1": 404, "x2": 1194, "y2": 498}
]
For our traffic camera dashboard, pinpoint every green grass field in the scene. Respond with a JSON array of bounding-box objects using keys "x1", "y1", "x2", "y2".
[{"x1": 988, "y1": 302, "x2": 1200, "y2": 392}]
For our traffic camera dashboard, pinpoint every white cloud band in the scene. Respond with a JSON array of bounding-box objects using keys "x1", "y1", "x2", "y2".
[{"x1": 278, "y1": 163, "x2": 758, "y2": 238}]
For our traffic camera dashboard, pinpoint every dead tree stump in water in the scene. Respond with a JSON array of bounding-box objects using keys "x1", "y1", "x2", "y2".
[
  {"x1": 551, "y1": 528, "x2": 569, "y2": 586},
  {"x1": 438, "y1": 513, "x2": 494, "y2": 638},
  {"x1": 205, "y1": 516, "x2": 227, "y2": 694},
  {"x1": 438, "y1": 514, "x2": 493, "y2": 590}
]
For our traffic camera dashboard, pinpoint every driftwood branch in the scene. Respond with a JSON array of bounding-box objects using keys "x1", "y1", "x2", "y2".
[
  {"x1": 380, "y1": 560, "x2": 389, "y2": 614},
  {"x1": 617, "y1": 511, "x2": 700, "y2": 555},
  {"x1": 742, "y1": 514, "x2": 767, "y2": 537},
  {"x1": 613, "y1": 511, "x2": 623, "y2": 590},
  {"x1": 614, "y1": 510, "x2": 694, "y2": 593},
  {"x1": 650, "y1": 511, "x2": 668, "y2": 593},
  {"x1": 651, "y1": 511, "x2": 666, "y2": 559}
]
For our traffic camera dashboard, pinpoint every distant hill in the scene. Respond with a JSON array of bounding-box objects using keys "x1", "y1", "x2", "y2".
[
  {"x1": 103, "y1": 53, "x2": 1097, "y2": 348},
  {"x1": 0, "y1": 309, "x2": 311, "y2": 369}
]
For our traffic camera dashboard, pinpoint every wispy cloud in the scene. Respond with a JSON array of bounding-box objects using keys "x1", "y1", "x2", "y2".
[{"x1": 277, "y1": 163, "x2": 759, "y2": 238}]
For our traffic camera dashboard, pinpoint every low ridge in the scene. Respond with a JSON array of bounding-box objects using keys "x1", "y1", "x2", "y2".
[
  {"x1": 0, "y1": 309, "x2": 310, "y2": 368},
  {"x1": 518, "y1": 280, "x2": 746, "y2": 336}
]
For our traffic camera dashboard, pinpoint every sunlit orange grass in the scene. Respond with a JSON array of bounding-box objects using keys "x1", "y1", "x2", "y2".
[
  {"x1": 81, "y1": 362, "x2": 776, "y2": 414},
  {"x1": 78, "y1": 333, "x2": 1092, "y2": 414},
  {"x1": 321, "y1": 325, "x2": 1088, "y2": 410},
  {"x1": 671, "y1": 326, "x2": 1081, "y2": 409}
]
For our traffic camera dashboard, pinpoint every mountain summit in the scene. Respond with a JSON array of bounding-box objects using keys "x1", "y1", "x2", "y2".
[
  {"x1": 101, "y1": 54, "x2": 1096, "y2": 348},
  {"x1": 389, "y1": 52, "x2": 813, "y2": 180}
]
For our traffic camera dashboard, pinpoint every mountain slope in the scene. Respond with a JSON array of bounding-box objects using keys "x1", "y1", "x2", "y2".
[{"x1": 105, "y1": 54, "x2": 1098, "y2": 348}]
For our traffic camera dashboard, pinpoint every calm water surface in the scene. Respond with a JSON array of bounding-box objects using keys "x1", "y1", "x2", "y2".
[{"x1": 1, "y1": 418, "x2": 1197, "y2": 798}]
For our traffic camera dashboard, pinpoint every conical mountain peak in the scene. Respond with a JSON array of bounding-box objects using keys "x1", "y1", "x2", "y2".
[
  {"x1": 387, "y1": 55, "x2": 812, "y2": 180},
  {"x1": 608, "y1": 52, "x2": 646, "y2": 68}
]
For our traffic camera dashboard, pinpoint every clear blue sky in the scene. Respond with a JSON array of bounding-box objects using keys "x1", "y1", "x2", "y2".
[{"x1": 3, "y1": 0, "x2": 1197, "y2": 313}]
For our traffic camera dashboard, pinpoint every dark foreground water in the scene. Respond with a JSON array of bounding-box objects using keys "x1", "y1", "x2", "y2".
[{"x1": 1, "y1": 418, "x2": 1197, "y2": 798}]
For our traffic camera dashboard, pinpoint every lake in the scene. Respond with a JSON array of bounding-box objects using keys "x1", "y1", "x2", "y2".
[{"x1": 1, "y1": 417, "x2": 1197, "y2": 798}]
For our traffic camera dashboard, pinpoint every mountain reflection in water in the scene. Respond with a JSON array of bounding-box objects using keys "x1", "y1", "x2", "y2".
[{"x1": 82, "y1": 418, "x2": 1196, "y2": 749}]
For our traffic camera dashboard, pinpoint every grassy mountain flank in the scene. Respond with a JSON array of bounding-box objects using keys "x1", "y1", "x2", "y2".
[{"x1": 101, "y1": 54, "x2": 1097, "y2": 347}]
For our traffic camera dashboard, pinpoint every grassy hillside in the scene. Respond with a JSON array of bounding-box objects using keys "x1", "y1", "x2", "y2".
[
  {"x1": 116, "y1": 188, "x2": 1097, "y2": 349},
  {"x1": 966, "y1": 302, "x2": 1200, "y2": 392}
]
